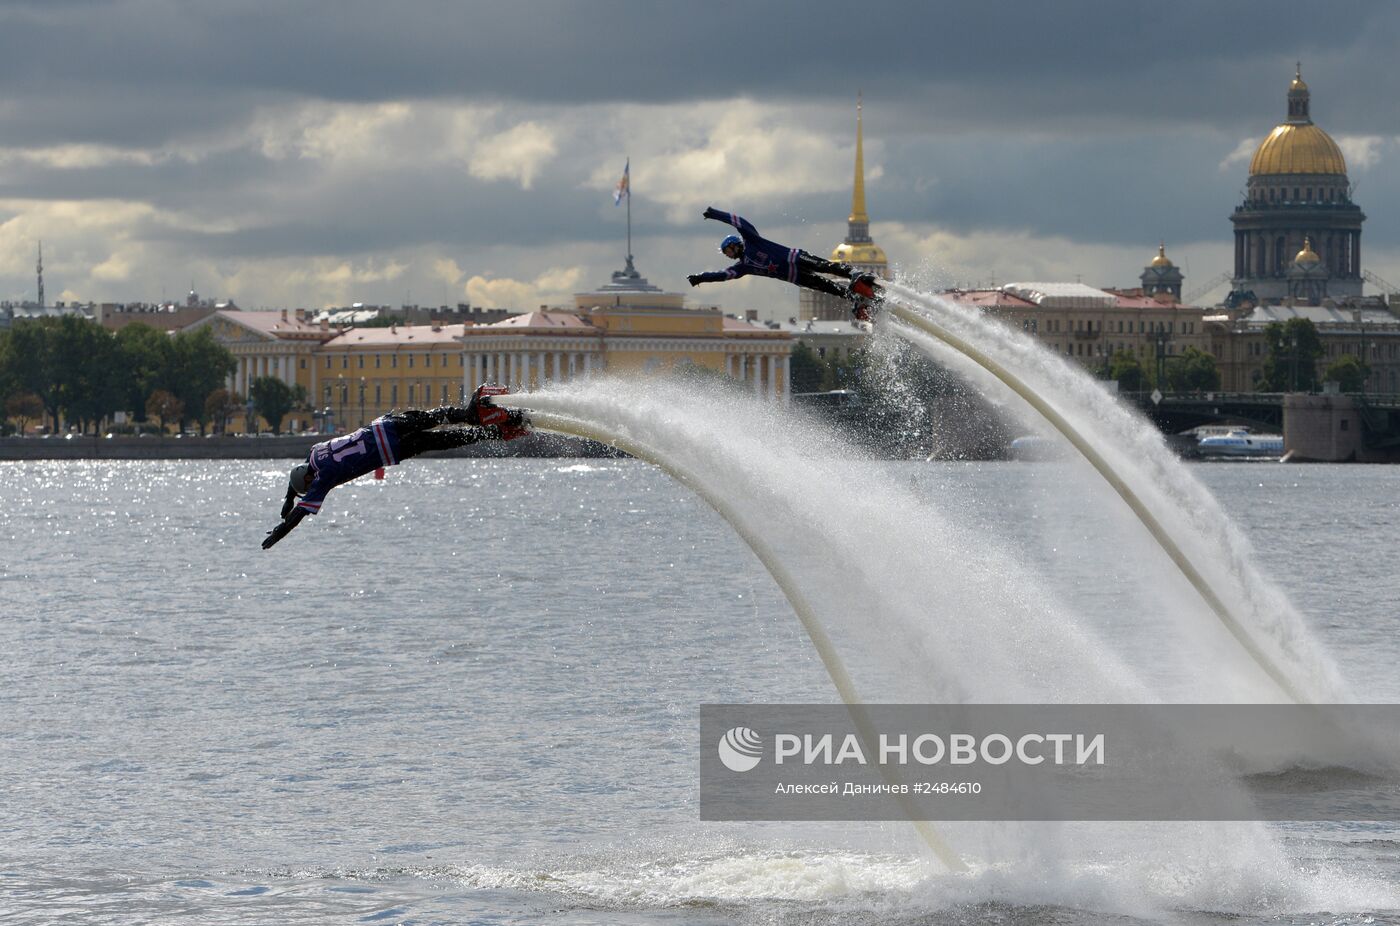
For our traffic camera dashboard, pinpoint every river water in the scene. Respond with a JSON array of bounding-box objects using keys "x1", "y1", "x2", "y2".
[{"x1": 1, "y1": 458, "x2": 1398, "y2": 924}]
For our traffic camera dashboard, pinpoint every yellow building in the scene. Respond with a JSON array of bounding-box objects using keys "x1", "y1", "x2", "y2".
[
  {"x1": 197, "y1": 267, "x2": 795, "y2": 432},
  {"x1": 190, "y1": 308, "x2": 335, "y2": 431},
  {"x1": 317, "y1": 322, "x2": 471, "y2": 429},
  {"x1": 460, "y1": 267, "x2": 794, "y2": 401}
]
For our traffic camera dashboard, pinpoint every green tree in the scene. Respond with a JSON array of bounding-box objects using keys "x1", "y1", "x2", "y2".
[
  {"x1": 161, "y1": 328, "x2": 236, "y2": 433},
  {"x1": 1163, "y1": 346, "x2": 1220, "y2": 394},
  {"x1": 249, "y1": 376, "x2": 295, "y2": 434},
  {"x1": 1259, "y1": 318, "x2": 1324, "y2": 392},
  {"x1": 5, "y1": 392, "x2": 43, "y2": 434},
  {"x1": 115, "y1": 323, "x2": 173, "y2": 422},
  {"x1": 1109, "y1": 350, "x2": 1150, "y2": 392},
  {"x1": 204, "y1": 388, "x2": 242, "y2": 435},
  {"x1": 146, "y1": 389, "x2": 183, "y2": 433},
  {"x1": 1323, "y1": 354, "x2": 1371, "y2": 393},
  {"x1": 1, "y1": 315, "x2": 128, "y2": 433},
  {"x1": 1, "y1": 319, "x2": 60, "y2": 430}
]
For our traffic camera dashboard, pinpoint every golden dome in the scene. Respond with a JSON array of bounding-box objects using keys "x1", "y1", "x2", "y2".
[
  {"x1": 831, "y1": 241, "x2": 888, "y2": 265},
  {"x1": 1294, "y1": 237, "x2": 1321, "y2": 267},
  {"x1": 1249, "y1": 67, "x2": 1346, "y2": 176},
  {"x1": 1249, "y1": 122, "x2": 1347, "y2": 175},
  {"x1": 1290, "y1": 65, "x2": 1308, "y2": 92},
  {"x1": 1149, "y1": 242, "x2": 1173, "y2": 268}
]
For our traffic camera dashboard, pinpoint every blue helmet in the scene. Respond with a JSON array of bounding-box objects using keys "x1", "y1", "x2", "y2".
[{"x1": 719, "y1": 234, "x2": 743, "y2": 258}]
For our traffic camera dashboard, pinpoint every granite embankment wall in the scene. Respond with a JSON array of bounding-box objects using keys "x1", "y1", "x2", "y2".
[{"x1": 0, "y1": 433, "x2": 615, "y2": 461}]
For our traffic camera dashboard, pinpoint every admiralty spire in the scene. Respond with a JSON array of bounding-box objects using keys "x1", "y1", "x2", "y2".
[{"x1": 802, "y1": 95, "x2": 891, "y2": 322}]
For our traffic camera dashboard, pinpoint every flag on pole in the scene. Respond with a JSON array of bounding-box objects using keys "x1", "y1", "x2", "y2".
[{"x1": 613, "y1": 159, "x2": 630, "y2": 205}]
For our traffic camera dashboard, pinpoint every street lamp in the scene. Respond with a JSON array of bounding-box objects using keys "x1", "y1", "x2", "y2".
[{"x1": 1153, "y1": 330, "x2": 1171, "y2": 389}]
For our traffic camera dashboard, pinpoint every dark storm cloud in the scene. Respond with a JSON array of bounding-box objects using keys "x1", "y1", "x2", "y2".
[
  {"x1": 2, "y1": 0, "x2": 1397, "y2": 308},
  {"x1": 0, "y1": 0, "x2": 1395, "y2": 148}
]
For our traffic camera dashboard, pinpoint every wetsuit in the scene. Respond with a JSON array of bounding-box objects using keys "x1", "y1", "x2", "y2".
[
  {"x1": 688, "y1": 207, "x2": 856, "y2": 299},
  {"x1": 262, "y1": 406, "x2": 513, "y2": 548}
]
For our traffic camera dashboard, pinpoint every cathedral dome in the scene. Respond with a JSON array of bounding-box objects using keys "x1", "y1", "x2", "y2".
[
  {"x1": 1248, "y1": 66, "x2": 1347, "y2": 177},
  {"x1": 1249, "y1": 123, "x2": 1347, "y2": 176},
  {"x1": 1294, "y1": 237, "x2": 1321, "y2": 267},
  {"x1": 1149, "y1": 243, "x2": 1173, "y2": 268}
]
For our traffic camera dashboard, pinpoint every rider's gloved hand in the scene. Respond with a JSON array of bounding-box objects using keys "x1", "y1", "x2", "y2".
[
  {"x1": 687, "y1": 274, "x2": 702, "y2": 287},
  {"x1": 262, "y1": 521, "x2": 293, "y2": 549}
]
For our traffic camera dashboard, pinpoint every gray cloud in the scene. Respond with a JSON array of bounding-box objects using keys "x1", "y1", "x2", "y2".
[{"x1": 0, "y1": 0, "x2": 1396, "y2": 313}]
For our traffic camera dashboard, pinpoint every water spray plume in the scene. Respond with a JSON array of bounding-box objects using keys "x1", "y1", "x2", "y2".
[
  {"x1": 521, "y1": 406, "x2": 968, "y2": 872},
  {"x1": 883, "y1": 282, "x2": 1318, "y2": 705}
]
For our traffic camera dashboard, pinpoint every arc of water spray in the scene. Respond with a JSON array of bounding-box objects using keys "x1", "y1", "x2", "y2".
[
  {"x1": 884, "y1": 295, "x2": 1307, "y2": 705},
  {"x1": 519, "y1": 407, "x2": 968, "y2": 873}
]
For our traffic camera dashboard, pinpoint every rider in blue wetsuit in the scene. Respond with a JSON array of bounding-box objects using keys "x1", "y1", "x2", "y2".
[
  {"x1": 261, "y1": 388, "x2": 528, "y2": 549},
  {"x1": 687, "y1": 207, "x2": 864, "y2": 307}
]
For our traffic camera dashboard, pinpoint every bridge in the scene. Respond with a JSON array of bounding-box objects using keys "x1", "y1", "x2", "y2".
[
  {"x1": 1124, "y1": 390, "x2": 1400, "y2": 454},
  {"x1": 1124, "y1": 392, "x2": 1286, "y2": 433}
]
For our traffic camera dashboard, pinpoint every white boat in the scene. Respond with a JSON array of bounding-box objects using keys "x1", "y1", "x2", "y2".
[{"x1": 1196, "y1": 427, "x2": 1284, "y2": 459}]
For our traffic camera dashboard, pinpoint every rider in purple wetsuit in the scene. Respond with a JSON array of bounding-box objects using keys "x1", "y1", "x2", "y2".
[{"x1": 261, "y1": 389, "x2": 528, "y2": 549}]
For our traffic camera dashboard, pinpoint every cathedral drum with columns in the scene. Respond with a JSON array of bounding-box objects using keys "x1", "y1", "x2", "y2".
[{"x1": 1230, "y1": 67, "x2": 1365, "y2": 304}]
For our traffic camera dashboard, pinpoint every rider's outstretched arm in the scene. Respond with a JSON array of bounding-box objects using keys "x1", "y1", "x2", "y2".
[
  {"x1": 263, "y1": 507, "x2": 307, "y2": 549},
  {"x1": 702, "y1": 207, "x2": 759, "y2": 237},
  {"x1": 688, "y1": 268, "x2": 745, "y2": 285}
]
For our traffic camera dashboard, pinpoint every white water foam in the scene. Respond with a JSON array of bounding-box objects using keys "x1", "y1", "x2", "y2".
[
  {"x1": 487, "y1": 379, "x2": 1399, "y2": 915},
  {"x1": 883, "y1": 279, "x2": 1350, "y2": 705}
]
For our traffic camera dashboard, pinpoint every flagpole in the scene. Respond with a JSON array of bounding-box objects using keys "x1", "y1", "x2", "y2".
[{"x1": 626, "y1": 156, "x2": 632, "y2": 265}]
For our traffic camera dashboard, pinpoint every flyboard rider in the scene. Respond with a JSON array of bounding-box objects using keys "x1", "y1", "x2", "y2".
[
  {"x1": 261, "y1": 385, "x2": 529, "y2": 549},
  {"x1": 686, "y1": 207, "x2": 883, "y2": 320}
]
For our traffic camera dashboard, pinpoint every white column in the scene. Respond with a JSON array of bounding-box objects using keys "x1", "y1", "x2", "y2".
[
  {"x1": 739, "y1": 354, "x2": 748, "y2": 382},
  {"x1": 553, "y1": 352, "x2": 562, "y2": 383},
  {"x1": 535, "y1": 352, "x2": 546, "y2": 389},
  {"x1": 753, "y1": 354, "x2": 763, "y2": 396},
  {"x1": 766, "y1": 355, "x2": 777, "y2": 400},
  {"x1": 521, "y1": 353, "x2": 530, "y2": 390},
  {"x1": 782, "y1": 355, "x2": 791, "y2": 406},
  {"x1": 584, "y1": 353, "x2": 593, "y2": 378},
  {"x1": 568, "y1": 353, "x2": 577, "y2": 378},
  {"x1": 726, "y1": 353, "x2": 735, "y2": 378}
]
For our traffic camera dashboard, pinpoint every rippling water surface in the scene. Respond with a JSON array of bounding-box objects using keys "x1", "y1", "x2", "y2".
[{"x1": 2, "y1": 458, "x2": 1398, "y2": 924}]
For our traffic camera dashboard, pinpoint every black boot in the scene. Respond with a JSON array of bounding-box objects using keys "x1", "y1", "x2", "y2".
[{"x1": 425, "y1": 405, "x2": 474, "y2": 425}]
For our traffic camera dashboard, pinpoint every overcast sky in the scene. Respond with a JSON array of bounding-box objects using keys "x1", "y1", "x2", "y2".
[{"x1": 0, "y1": 0, "x2": 1396, "y2": 319}]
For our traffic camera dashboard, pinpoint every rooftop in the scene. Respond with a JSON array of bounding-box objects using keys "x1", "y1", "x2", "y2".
[{"x1": 323, "y1": 323, "x2": 470, "y2": 347}]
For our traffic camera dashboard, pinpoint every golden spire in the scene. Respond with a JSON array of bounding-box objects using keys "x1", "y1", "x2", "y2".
[
  {"x1": 1150, "y1": 241, "x2": 1173, "y2": 268},
  {"x1": 849, "y1": 92, "x2": 869, "y2": 225}
]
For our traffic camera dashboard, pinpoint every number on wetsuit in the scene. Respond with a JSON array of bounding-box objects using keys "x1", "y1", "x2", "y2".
[{"x1": 328, "y1": 434, "x2": 368, "y2": 462}]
